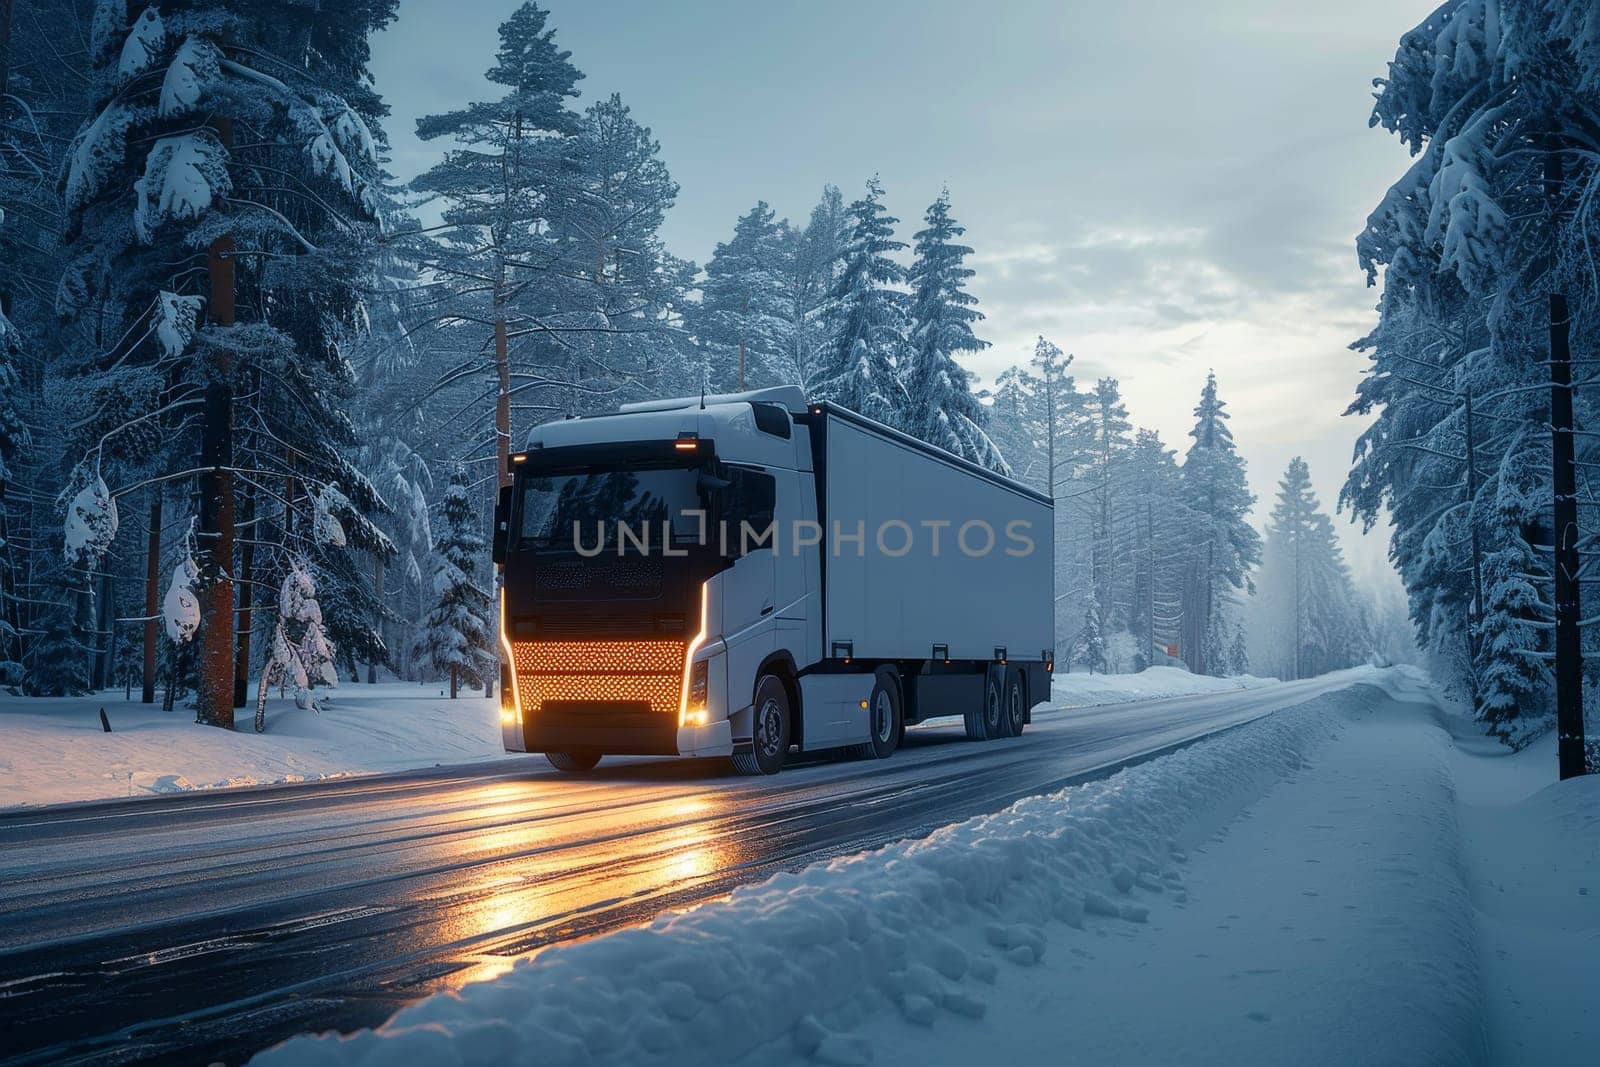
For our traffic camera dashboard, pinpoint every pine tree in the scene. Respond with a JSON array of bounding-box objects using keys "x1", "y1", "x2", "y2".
[
  {"x1": 812, "y1": 177, "x2": 910, "y2": 425},
  {"x1": 788, "y1": 185, "x2": 848, "y2": 390},
  {"x1": 415, "y1": 470, "x2": 493, "y2": 697},
  {"x1": 1181, "y1": 372, "x2": 1260, "y2": 674},
  {"x1": 1227, "y1": 623, "x2": 1250, "y2": 676},
  {"x1": 985, "y1": 366, "x2": 1045, "y2": 490},
  {"x1": 410, "y1": 1, "x2": 583, "y2": 488},
  {"x1": 546, "y1": 92, "x2": 690, "y2": 413},
  {"x1": 1087, "y1": 378, "x2": 1134, "y2": 638},
  {"x1": 904, "y1": 190, "x2": 1005, "y2": 470},
  {"x1": 55, "y1": 0, "x2": 398, "y2": 724},
  {"x1": 1126, "y1": 429, "x2": 1192, "y2": 667},
  {"x1": 1344, "y1": 1, "x2": 1600, "y2": 747},
  {"x1": 1072, "y1": 588, "x2": 1107, "y2": 674},
  {"x1": 691, "y1": 201, "x2": 795, "y2": 391},
  {"x1": 1476, "y1": 540, "x2": 1552, "y2": 745},
  {"x1": 1254, "y1": 458, "x2": 1367, "y2": 680}
]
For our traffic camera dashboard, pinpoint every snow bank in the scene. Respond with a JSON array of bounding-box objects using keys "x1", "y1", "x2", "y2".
[
  {"x1": 0, "y1": 682, "x2": 503, "y2": 809},
  {"x1": 253, "y1": 681, "x2": 1386, "y2": 1067},
  {"x1": 1049, "y1": 665, "x2": 1275, "y2": 708}
]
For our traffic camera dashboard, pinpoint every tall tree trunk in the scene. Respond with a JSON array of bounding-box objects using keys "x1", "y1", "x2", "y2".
[
  {"x1": 195, "y1": 117, "x2": 236, "y2": 728},
  {"x1": 449, "y1": 663, "x2": 458, "y2": 700},
  {"x1": 494, "y1": 264, "x2": 511, "y2": 490},
  {"x1": 1547, "y1": 145, "x2": 1585, "y2": 779},
  {"x1": 1463, "y1": 393, "x2": 1484, "y2": 661},
  {"x1": 142, "y1": 490, "x2": 160, "y2": 702},
  {"x1": 232, "y1": 475, "x2": 256, "y2": 708},
  {"x1": 367, "y1": 555, "x2": 382, "y2": 684},
  {"x1": 93, "y1": 570, "x2": 112, "y2": 689}
]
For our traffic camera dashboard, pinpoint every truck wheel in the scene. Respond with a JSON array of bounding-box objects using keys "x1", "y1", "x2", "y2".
[
  {"x1": 546, "y1": 750, "x2": 601, "y2": 772},
  {"x1": 964, "y1": 677, "x2": 989, "y2": 741},
  {"x1": 732, "y1": 674, "x2": 790, "y2": 776},
  {"x1": 982, "y1": 667, "x2": 1007, "y2": 739},
  {"x1": 1003, "y1": 667, "x2": 1027, "y2": 737},
  {"x1": 849, "y1": 669, "x2": 901, "y2": 760}
]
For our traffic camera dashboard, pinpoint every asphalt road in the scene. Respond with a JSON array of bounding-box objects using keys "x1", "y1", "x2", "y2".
[{"x1": 0, "y1": 673, "x2": 1359, "y2": 1066}]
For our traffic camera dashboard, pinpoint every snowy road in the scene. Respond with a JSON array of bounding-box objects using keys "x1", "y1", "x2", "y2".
[{"x1": 0, "y1": 673, "x2": 1356, "y2": 1066}]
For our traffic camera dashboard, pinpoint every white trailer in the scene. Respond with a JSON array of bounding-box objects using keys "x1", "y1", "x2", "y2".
[{"x1": 492, "y1": 387, "x2": 1054, "y2": 775}]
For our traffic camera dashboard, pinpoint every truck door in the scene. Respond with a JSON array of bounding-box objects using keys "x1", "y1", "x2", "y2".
[
  {"x1": 719, "y1": 467, "x2": 778, "y2": 709},
  {"x1": 769, "y1": 469, "x2": 815, "y2": 665}
]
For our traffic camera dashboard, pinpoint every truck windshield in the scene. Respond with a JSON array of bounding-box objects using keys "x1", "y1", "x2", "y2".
[{"x1": 517, "y1": 467, "x2": 710, "y2": 549}]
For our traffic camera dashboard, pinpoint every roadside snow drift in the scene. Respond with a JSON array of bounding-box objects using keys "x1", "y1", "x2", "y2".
[
  {"x1": 0, "y1": 683, "x2": 504, "y2": 808},
  {"x1": 256, "y1": 671, "x2": 1488, "y2": 1067},
  {"x1": 1049, "y1": 665, "x2": 1275, "y2": 707}
]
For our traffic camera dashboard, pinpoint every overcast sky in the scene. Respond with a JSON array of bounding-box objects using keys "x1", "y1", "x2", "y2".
[{"x1": 370, "y1": 0, "x2": 1436, "y2": 586}]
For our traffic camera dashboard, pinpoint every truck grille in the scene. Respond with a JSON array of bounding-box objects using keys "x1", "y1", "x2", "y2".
[
  {"x1": 534, "y1": 558, "x2": 663, "y2": 593},
  {"x1": 510, "y1": 639, "x2": 687, "y2": 718}
]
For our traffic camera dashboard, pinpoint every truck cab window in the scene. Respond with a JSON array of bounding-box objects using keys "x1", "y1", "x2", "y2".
[
  {"x1": 518, "y1": 467, "x2": 708, "y2": 551},
  {"x1": 722, "y1": 467, "x2": 776, "y2": 557}
]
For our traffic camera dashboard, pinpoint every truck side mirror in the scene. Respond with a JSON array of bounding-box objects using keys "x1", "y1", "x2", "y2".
[{"x1": 492, "y1": 485, "x2": 512, "y2": 564}]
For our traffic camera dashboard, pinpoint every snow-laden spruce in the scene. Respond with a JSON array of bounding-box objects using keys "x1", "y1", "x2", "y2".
[
  {"x1": 810, "y1": 177, "x2": 913, "y2": 427},
  {"x1": 45, "y1": 0, "x2": 398, "y2": 712},
  {"x1": 1179, "y1": 371, "x2": 1259, "y2": 675},
  {"x1": 1342, "y1": 0, "x2": 1600, "y2": 743},
  {"x1": 1248, "y1": 458, "x2": 1369, "y2": 680},
  {"x1": 688, "y1": 201, "x2": 797, "y2": 391},
  {"x1": 903, "y1": 191, "x2": 1008, "y2": 472},
  {"x1": 413, "y1": 471, "x2": 495, "y2": 699}
]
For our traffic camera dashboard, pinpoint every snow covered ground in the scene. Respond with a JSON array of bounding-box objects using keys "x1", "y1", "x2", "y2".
[
  {"x1": 1050, "y1": 664, "x2": 1276, "y2": 707},
  {"x1": 253, "y1": 666, "x2": 1599, "y2": 1066},
  {"x1": 0, "y1": 682, "x2": 504, "y2": 809},
  {"x1": 0, "y1": 666, "x2": 1265, "y2": 810}
]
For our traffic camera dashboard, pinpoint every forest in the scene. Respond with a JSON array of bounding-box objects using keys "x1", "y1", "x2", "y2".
[{"x1": 1, "y1": 0, "x2": 1414, "y2": 727}]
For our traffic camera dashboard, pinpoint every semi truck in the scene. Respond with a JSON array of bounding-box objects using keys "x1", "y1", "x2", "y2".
[{"x1": 491, "y1": 386, "x2": 1054, "y2": 775}]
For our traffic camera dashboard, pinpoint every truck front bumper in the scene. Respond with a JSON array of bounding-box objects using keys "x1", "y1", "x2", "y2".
[
  {"x1": 503, "y1": 705, "x2": 732, "y2": 757},
  {"x1": 676, "y1": 717, "x2": 733, "y2": 757}
]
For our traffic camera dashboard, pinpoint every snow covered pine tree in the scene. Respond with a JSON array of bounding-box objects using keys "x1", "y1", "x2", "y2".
[
  {"x1": 58, "y1": 0, "x2": 398, "y2": 726},
  {"x1": 1254, "y1": 458, "x2": 1367, "y2": 680},
  {"x1": 811, "y1": 177, "x2": 911, "y2": 426},
  {"x1": 1344, "y1": 0, "x2": 1600, "y2": 767},
  {"x1": 904, "y1": 190, "x2": 1008, "y2": 471},
  {"x1": 1180, "y1": 372, "x2": 1259, "y2": 675},
  {"x1": 689, "y1": 201, "x2": 796, "y2": 392},
  {"x1": 415, "y1": 471, "x2": 493, "y2": 698}
]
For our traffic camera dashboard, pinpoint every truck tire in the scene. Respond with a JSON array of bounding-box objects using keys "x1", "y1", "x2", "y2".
[
  {"x1": 848, "y1": 668, "x2": 901, "y2": 760},
  {"x1": 964, "y1": 677, "x2": 989, "y2": 741},
  {"x1": 732, "y1": 673, "x2": 790, "y2": 776},
  {"x1": 1003, "y1": 667, "x2": 1027, "y2": 737},
  {"x1": 546, "y1": 750, "x2": 602, "y2": 772},
  {"x1": 982, "y1": 666, "x2": 1007, "y2": 739}
]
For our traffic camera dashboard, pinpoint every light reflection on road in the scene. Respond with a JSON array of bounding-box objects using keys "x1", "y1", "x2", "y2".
[{"x1": 415, "y1": 778, "x2": 747, "y2": 994}]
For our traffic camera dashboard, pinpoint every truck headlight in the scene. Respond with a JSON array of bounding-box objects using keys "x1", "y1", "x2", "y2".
[{"x1": 683, "y1": 659, "x2": 709, "y2": 725}]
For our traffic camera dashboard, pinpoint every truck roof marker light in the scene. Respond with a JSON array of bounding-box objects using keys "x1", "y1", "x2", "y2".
[
  {"x1": 678, "y1": 583, "x2": 709, "y2": 726},
  {"x1": 498, "y1": 589, "x2": 522, "y2": 722}
]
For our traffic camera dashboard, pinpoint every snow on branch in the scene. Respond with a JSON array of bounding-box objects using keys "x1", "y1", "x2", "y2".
[
  {"x1": 155, "y1": 290, "x2": 205, "y2": 358},
  {"x1": 159, "y1": 36, "x2": 220, "y2": 119},
  {"x1": 62, "y1": 468, "x2": 119, "y2": 568},
  {"x1": 133, "y1": 132, "x2": 232, "y2": 243},
  {"x1": 117, "y1": 7, "x2": 166, "y2": 84}
]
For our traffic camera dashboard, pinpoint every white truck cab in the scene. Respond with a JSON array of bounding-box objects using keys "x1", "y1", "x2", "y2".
[{"x1": 492, "y1": 387, "x2": 1053, "y2": 775}]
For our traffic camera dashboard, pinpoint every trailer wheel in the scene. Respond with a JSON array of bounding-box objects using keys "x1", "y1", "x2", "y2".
[
  {"x1": 849, "y1": 668, "x2": 902, "y2": 760},
  {"x1": 546, "y1": 751, "x2": 602, "y2": 773},
  {"x1": 964, "y1": 676, "x2": 989, "y2": 741},
  {"x1": 982, "y1": 666, "x2": 1007, "y2": 739},
  {"x1": 1003, "y1": 667, "x2": 1027, "y2": 737},
  {"x1": 732, "y1": 674, "x2": 790, "y2": 776}
]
